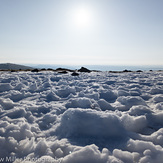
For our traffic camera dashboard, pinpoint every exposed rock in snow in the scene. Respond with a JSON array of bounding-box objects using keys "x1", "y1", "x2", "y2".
[{"x1": 78, "y1": 67, "x2": 91, "y2": 73}]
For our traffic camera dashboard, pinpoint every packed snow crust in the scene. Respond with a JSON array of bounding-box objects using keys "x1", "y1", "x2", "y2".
[{"x1": 0, "y1": 71, "x2": 163, "y2": 163}]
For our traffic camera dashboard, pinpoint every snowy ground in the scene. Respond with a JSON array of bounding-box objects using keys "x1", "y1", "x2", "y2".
[{"x1": 0, "y1": 70, "x2": 163, "y2": 163}]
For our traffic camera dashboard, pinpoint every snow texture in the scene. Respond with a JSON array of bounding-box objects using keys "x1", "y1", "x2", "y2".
[{"x1": 0, "y1": 71, "x2": 163, "y2": 162}]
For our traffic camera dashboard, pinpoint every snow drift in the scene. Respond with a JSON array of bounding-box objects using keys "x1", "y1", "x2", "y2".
[{"x1": 0, "y1": 70, "x2": 163, "y2": 163}]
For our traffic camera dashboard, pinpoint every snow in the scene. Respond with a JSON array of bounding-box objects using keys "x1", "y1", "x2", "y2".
[
  {"x1": 0, "y1": 70, "x2": 163, "y2": 162},
  {"x1": 56, "y1": 108, "x2": 127, "y2": 140}
]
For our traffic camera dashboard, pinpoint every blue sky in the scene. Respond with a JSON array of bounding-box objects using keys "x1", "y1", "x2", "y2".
[{"x1": 0, "y1": 0, "x2": 163, "y2": 66}]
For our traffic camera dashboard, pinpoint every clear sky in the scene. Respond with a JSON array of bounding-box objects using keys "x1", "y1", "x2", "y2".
[{"x1": 0, "y1": 0, "x2": 163, "y2": 66}]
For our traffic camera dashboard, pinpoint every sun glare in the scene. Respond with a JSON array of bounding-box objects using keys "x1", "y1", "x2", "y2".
[{"x1": 70, "y1": 6, "x2": 94, "y2": 29}]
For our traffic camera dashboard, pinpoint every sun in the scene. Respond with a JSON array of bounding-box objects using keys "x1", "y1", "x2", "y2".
[
  {"x1": 70, "y1": 6, "x2": 94, "y2": 29},
  {"x1": 73, "y1": 8, "x2": 92, "y2": 28}
]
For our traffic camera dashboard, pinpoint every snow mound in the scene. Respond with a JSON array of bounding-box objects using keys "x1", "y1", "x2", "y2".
[
  {"x1": 117, "y1": 96, "x2": 147, "y2": 110},
  {"x1": 121, "y1": 114, "x2": 147, "y2": 132},
  {"x1": 65, "y1": 98, "x2": 93, "y2": 109},
  {"x1": 99, "y1": 90, "x2": 117, "y2": 102},
  {"x1": 0, "y1": 83, "x2": 13, "y2": 92},
  {"x1": 98, "y1": 99, "x2": 114, "y2": 111},
  {"x1": 128, "y1": 105, "x2": 152, "y2": 116},
  {"x1": 56, "y1": 108, "x2": 127, "y2": 139},
  {"x1": 62, "y1": 144, "x2": 108, "y2": 163}
]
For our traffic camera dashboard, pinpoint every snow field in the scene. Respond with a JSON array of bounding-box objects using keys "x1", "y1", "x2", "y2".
[{"x1": 0, "y1": 71, "x2": 163, "y2": 162}]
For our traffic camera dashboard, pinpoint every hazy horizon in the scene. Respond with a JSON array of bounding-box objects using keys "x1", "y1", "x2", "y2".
[
  {"x1": 0, "y1": 0, "x2": 163, "y2": 66},
  {"x1": 1, "y1": 62, "x2": 163, "y2": 71},
  {"x1": 25, "y1": 63, "x2": 163, "y2": 71}
]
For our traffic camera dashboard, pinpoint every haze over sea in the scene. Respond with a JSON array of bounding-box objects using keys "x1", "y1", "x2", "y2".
[{"x1": 29, "y1": 64, "x2": 163, "y2": 71}]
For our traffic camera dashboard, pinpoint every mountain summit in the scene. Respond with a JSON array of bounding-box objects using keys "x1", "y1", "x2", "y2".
[{"x1": 0, "y1": 63, "x2": 34, "y2": 70}]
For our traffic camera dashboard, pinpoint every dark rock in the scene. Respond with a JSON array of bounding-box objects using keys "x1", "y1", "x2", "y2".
[
  {"x1": 41, "y1": 68, "x2": 46, "y2": 71},
  {"x1": 58, "y1": 71, "x2": 68, "y2": 74},
  {"x1": 25, "y1": 69, "x2": 31, "y2": 71},
  {"x1": 11, "y1": 70, "x2": 16, "y2": 72},
  {"x1": 56, "y1": 68, "x2": 74, "y2": 72},
  {"x1": 136, "y1": 70, "x2": 143, "y2": 72},
  {"x1": 123, "y1": 69, "x2": 132, "y2": 73},
  {"x1": 47, "y1": 68, "x2": 54, "y2": 71},
  {"x1": 109, "y1": 71, "x2": 121, "y2": 73},
  {"x1": 31, "y1": 69, "x2": 39, "y2": 72},
  {"x1": 71, "y1": 72, "x2": 79, "y2": 76},
  {"x1": 78, "y1": 67, "x2": 91, "y2": 73}
]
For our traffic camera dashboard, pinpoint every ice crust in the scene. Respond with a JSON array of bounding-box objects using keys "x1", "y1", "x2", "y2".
[{"x1": 0, "y1": 71, "x2": 163, "y2": 162}]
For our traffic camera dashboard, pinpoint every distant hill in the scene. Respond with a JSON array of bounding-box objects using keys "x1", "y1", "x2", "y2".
[{"x1": 0, "y1": 63, "x2": 34, "y2": 70}]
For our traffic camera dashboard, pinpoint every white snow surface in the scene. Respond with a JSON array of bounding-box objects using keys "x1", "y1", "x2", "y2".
[{"x1": 0, "y1": 71, "x2": 163, "y2": 163}]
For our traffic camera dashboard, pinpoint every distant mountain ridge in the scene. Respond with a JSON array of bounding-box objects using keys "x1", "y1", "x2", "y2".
[{"x1": 0, "y1": 63, "x2": 34, "y2": 70}]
